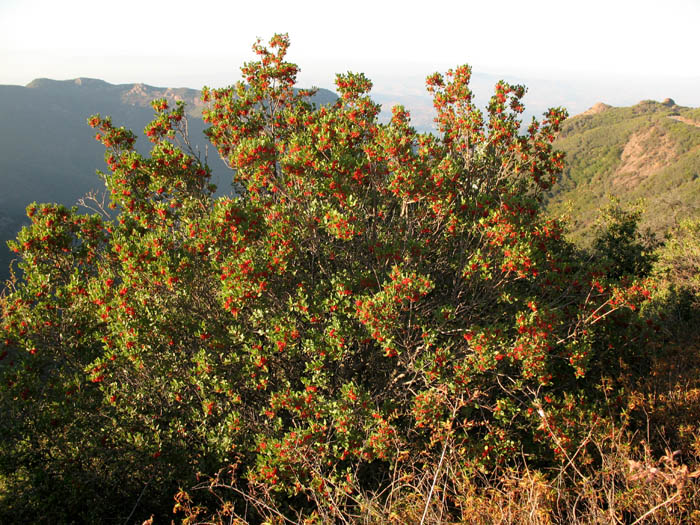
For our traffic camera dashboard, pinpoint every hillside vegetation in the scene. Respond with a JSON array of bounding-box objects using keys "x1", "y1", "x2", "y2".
[
  {"x1": 1, "y1": 37, "x2": 699, "y2": 523},
  {"x1": 547, "y1": 99, "x2": 700, "y2": 240}
]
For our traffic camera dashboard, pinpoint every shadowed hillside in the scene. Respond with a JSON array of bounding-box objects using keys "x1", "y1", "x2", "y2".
[{"x1": 0, "y1": 78, "x2": 337, "y2": 281}]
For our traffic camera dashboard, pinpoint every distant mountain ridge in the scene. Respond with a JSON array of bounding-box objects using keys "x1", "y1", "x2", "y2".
[
  {"x1": 0, "y1": 77, "x2": 338, "y2": 282},
  {"x1": 546, "y1": 99, "x2": 700, "y2": 239},
  {"x1": 22, "y1": 77, "x2": 337, "y2": 115}
]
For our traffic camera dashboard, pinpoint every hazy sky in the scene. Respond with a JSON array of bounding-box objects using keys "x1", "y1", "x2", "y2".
[{"x1": 1, "y1": 0, "x2": 699, "y2": 112}]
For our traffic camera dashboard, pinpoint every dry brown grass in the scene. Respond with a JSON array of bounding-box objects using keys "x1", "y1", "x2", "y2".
[{"x1": 614, "y1": 125, "x2": 678, "y2": 189}]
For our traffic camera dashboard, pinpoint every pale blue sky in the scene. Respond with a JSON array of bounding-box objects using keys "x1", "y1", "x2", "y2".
[{"x1": 1, "y1": 0, "x2": 699, "y2": 114}]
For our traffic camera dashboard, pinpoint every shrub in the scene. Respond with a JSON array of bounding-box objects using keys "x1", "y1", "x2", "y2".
[
  {"x1": 590, "y1": 198, "x2": 659, "y2": 281},
  {"x1": 0, "y1": 35, "x2": 653, "y2": 522}
]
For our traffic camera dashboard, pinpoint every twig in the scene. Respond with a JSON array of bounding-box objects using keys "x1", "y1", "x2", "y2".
[
  {"x1": 629, "y1": 492, "x2": 680, "y2": 525},
  {"x1": 124, "y1": 480, "x2": 150, "y2": 525},
  {"x1": 214, "y1": 483, "x2": 297, "y2": 525},
  {"x1": 419, "y1": 404, "x2": 458, "y2": 525}
]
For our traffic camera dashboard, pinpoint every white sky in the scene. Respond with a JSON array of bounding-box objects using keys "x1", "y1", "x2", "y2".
[{"x1": 1, "y1": 0, "x2": 699, "y2": 109}]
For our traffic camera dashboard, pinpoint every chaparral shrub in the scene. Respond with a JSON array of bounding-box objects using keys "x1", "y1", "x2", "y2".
[{"x1": 0, "y1": 35, "x2": 657, "y2": 522}]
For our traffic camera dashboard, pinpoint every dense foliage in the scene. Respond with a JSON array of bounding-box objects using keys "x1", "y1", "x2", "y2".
[{"x1": 1, "y1": 35, "x2": 694, "y2": 523}]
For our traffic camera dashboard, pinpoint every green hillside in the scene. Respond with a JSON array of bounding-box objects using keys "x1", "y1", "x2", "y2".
[{"x1": 546, "y1": 99, "x2": 700, "y2": 240}]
